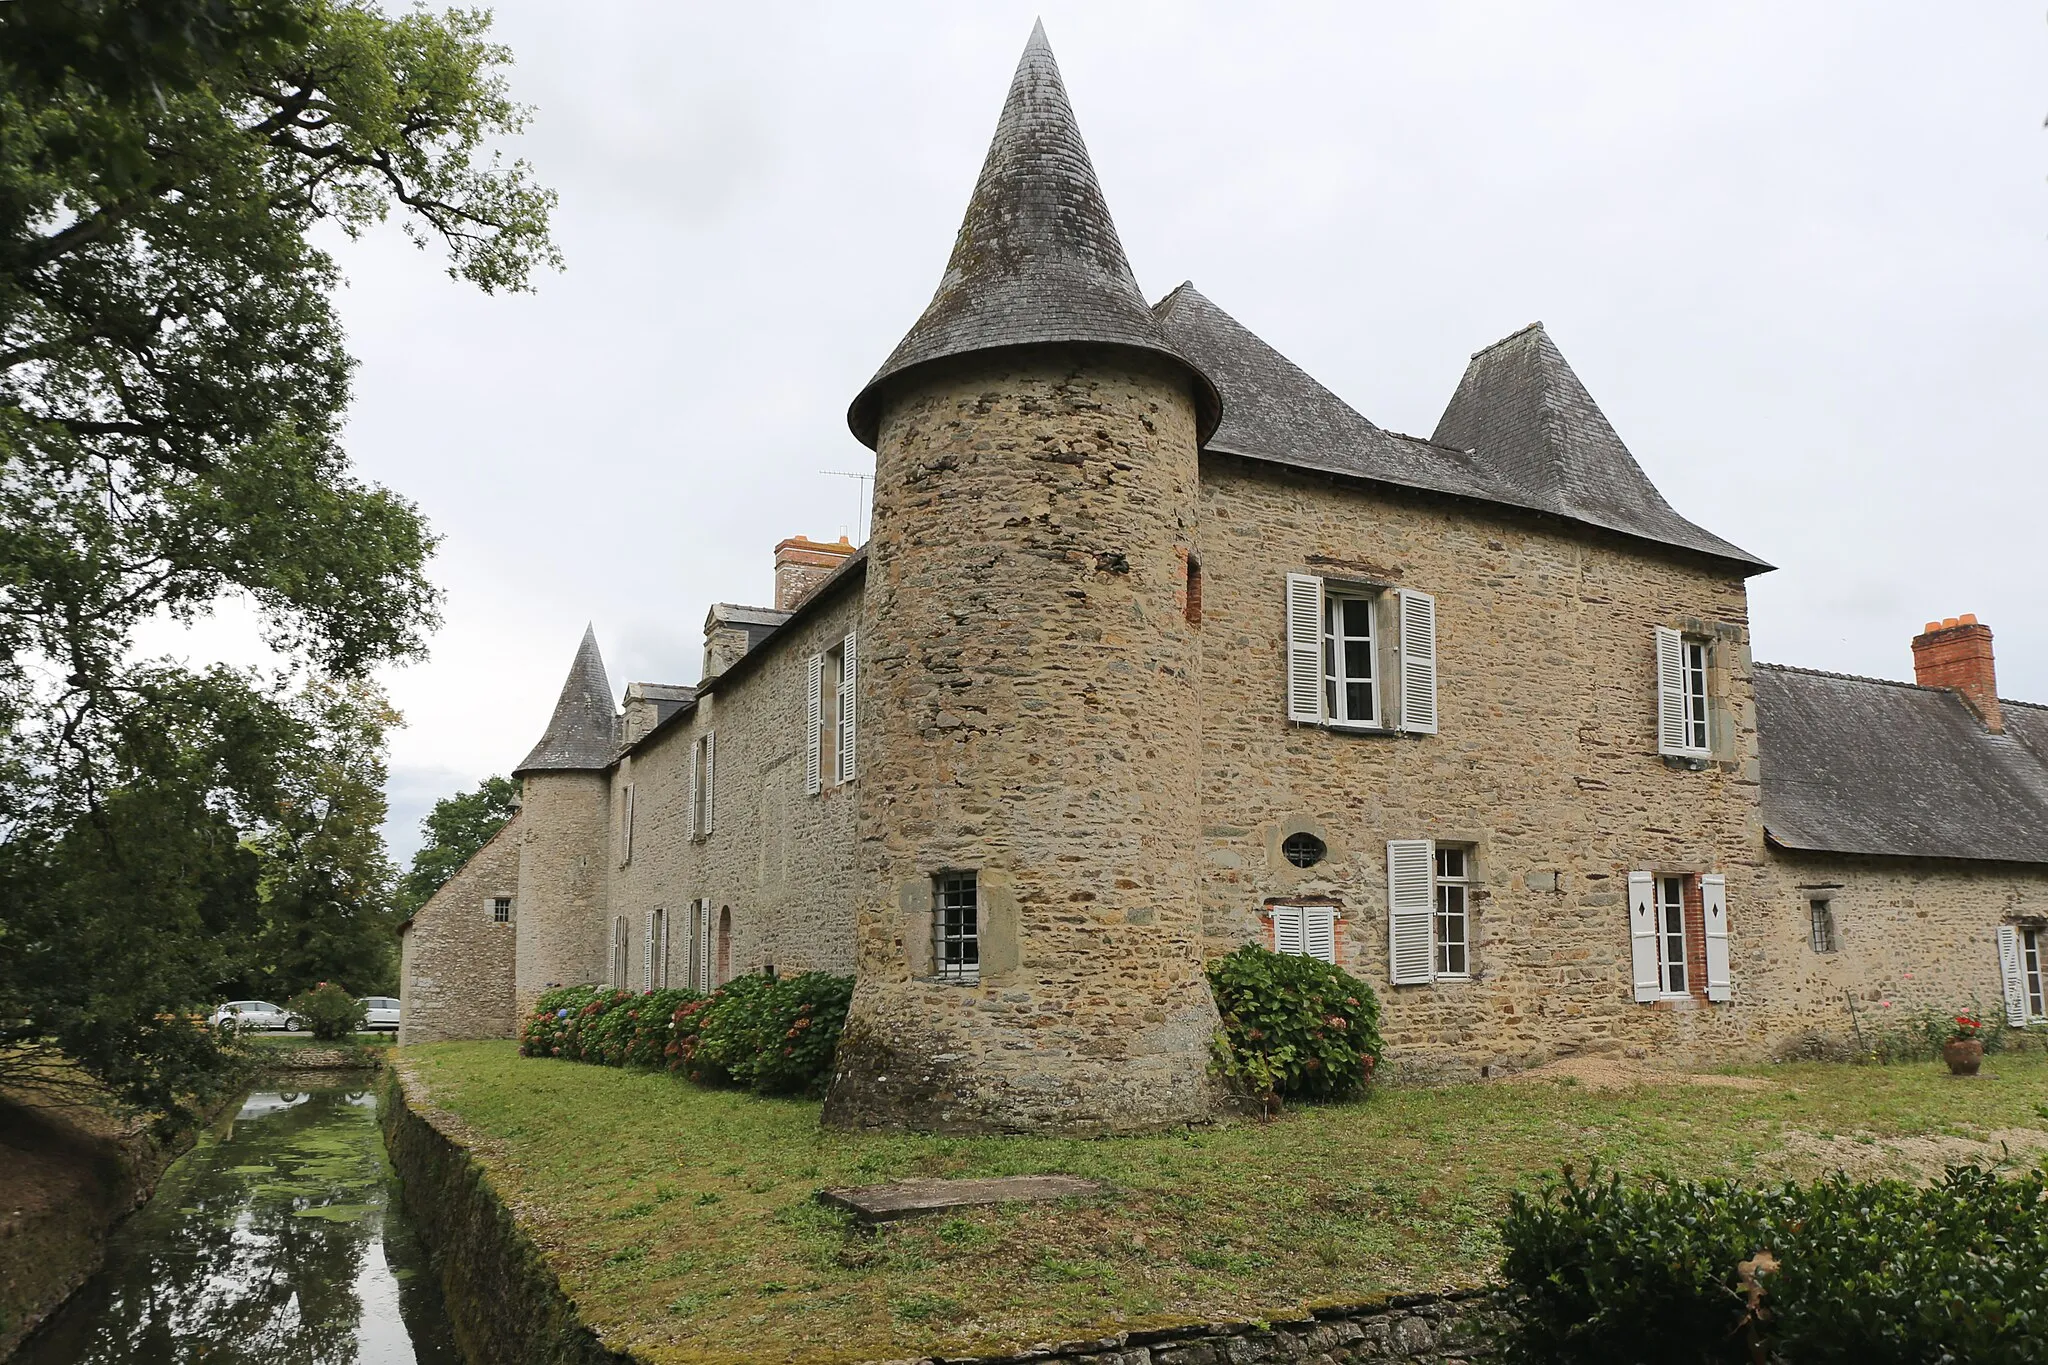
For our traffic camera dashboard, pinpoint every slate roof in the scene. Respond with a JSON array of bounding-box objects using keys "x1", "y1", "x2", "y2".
[
  {"x1": 1154, "y1": 286, "x2": 1768, "y2": 573},
  {"x1": 1434, "y1": 323, "x2": 1769, "y2": 570},
  {"x1": 846, "y1": 21, "x2": 1218, "y2": 449},
  {"x1": 515, "y1": 625, "x2": 618, "y2": 774},
  {"x1": 1754, "y1": 664, "x2": 2048, "y2": 864}
]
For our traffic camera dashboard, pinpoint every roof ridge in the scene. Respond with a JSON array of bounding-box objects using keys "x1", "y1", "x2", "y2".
[
  {"x1": 1754, "y1": 661, "x2": 1936, "y2": 691},
  {"x1": 1467, "y1": 321, "x2": 1544, "y2": 361}
]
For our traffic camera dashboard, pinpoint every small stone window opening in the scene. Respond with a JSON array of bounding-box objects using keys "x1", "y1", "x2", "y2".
[
  {"x1": 1435, "y1": 846, "x2": 1472, "y2": 978},
  {"x1": 1808, "y1": 898, "x2": 1836, "y2": 954},
  {"x1": 1184, "y1": 554, "x2": 1202, "y2": 626},
  {"x1": 491, "y1": 896, "x2": 512, "y2": 924},
  {"x1": 1657, "y1": 875, "x2": 1689, "y2": 995},
  {"x1": 1282, "y1": 832, "x2": 1326, "y2": 869},
  {"x1": 932, "y1": 872, "x2": 980, "y2": 984}
]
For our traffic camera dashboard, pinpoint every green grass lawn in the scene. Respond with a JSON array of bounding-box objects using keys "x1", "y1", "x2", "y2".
[{"x1": 400, "y1": 1042, "x2": 2048, "y2": 1365}]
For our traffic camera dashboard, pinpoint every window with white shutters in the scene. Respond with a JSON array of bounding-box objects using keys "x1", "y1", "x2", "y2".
[
  {"x1": 837, "y1": 632, "x2": 857, "y2": 784},
  {"x1": 642, "y1": 910, "x2": 656, "y2": 990},
  {"x1": 1323, "y1": 591, "x2": 1378, "y2": 726},
  {"x1": 621, "y1": 785, "x2": 635, "y2": 865},
  {"x1": 1269, "y1": 905, "x2": 1337, "y2": 965},
  {"x1": 1396, "y1": 589, "x2": 1438, "y2": 734},
  {"x1": 690, "y1": 735, "x2": 715, "y2": 838},
  {"x1": 1656, "y1": 875, "x2": 1688, "y2": 995},
  {"x1": 1386, "y1": 839, "x2": 1435, "y2": 985},
  {"x1": 703, "y1": 732, "x2": 714, "y2": 835},
  {"x1": 2000, "y1": 925, "x2": 2041, "y2": 1025},
  {"x1": 1655, "y1": 627, "x2": 1711, "y2": 758},
  {"x1": 1434, "y1": 846, "x2": 1470, "y2": 978},
  {"x1": 804, "y1": 655, "x2": 823, "y2": 796}
]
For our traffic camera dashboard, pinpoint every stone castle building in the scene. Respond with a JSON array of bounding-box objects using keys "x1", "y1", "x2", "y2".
[{"x1": 398, "y1": 25, "x2": 2048, "y2": 1130}]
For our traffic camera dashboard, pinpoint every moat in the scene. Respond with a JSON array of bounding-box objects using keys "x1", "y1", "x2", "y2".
[{"x1": 17, "y1": 1080, "x2": 460, "y2": 1365}]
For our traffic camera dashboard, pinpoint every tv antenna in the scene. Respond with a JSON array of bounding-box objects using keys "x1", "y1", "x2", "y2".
[{"x1": 820, "y1": 470, "x2": 872, "y2": 542}]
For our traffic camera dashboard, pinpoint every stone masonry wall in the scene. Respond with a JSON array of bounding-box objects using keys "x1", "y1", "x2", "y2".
[
  {"x1": 1194, "y1": 456, "x2": 1771, "y2": 1079},
  {"x1": 1760, "y1": 851, "x2": 2048, "y2": 1040},
  {"x1": 515, "y1": 771, "x2": 612, "y2": 1017},
  {"x1": 826, "y1": 348, "x2": 1226, "y2": 1133},
  {"x1": 400, "y1": 817, "x2": 521, "y2": 1043},
  {"x1": 604, "y1": 584, "x2": 863, "y2": 993}
]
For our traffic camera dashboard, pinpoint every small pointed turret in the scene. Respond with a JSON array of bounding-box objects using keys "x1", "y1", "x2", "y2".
[
  {"x1": 847, "y1": 20, "x2": 1218, "y2": 447},
  {"x1": 1434, "y1": 323, "x2": 1768, "y2": 569},
  {"x1": 514, "y1": 625, "x2": 617, "y2": 774}
]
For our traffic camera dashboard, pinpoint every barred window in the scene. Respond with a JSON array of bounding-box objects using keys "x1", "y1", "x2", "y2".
[
  {"x1": 491, "y1": 896, "x2": 512, "y2": 924},
  {"x1": 1808, "y1": 898, "x2": 1836, "y2": 954},
  {"x1": 933, "y1": 872, "x2": 979, "y2": 983}
]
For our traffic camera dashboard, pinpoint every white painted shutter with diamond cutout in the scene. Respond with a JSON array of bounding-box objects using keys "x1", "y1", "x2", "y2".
[
  {"x1": 1998, "y1": 925, "x2": 2028, "y2": 1025},
  {"x1": 1701, "y1": 874, "x2": 1731, "y2": 1002},
  {"x1": 1396, "y1": 589, "x2": 1438, "y2": 734},
  {"x1": 1285, "y1": 573, "x2": 1325, "y2": 723},
  {"x1": 838, "y1": 632, "x2": 857, "y2": 783},
  {"x1": 1628, "y1": 871, "x2": 1660, "y2": 1002},
  {"x1": 1655, "y1": 627, "x2": 1691, "y2": 756},
  {"x1": 1387, "y1": 839, "x2": 1435, "y2": 985},
  {"x1": 804, "y1": 655, "x2": 823, "y2": 796},
  {"x1": 1271, "y1": 906, "x2": 1305, "y2": 957}
]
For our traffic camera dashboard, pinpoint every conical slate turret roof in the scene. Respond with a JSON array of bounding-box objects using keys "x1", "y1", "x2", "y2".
[
  {"x1": 1433, "y1": 323, "x2": 1768, "y2": 570},
  {"x1": 847, "y1": 21, "x2": 1219, "y2": 448},
  {"x1": 515, "y1": 625, "x2": 618, "y2": 774}
]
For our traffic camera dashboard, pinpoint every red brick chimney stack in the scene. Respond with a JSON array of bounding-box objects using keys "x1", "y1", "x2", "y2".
[
  {"x1": 1912, "y1": 614, "x2": 2002, "y2": 733},
  {"x1": 773, "y1": 535, "x2": 856, "y2": 612}
]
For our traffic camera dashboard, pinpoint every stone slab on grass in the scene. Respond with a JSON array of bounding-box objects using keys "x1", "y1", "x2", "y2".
[{"x1": 817, "y1": 1174, "x2": 1103, "y2": 1224}]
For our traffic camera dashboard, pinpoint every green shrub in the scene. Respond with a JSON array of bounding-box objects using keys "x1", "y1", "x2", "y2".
[
  {"x1": 1206, "y1": 944, "x2": 1382, "y2": 1104},
  {"x1": 1850, "y1": 1003, "x2": 2019, "y2": 1063},
  {"x1": 1501, "y1": 1163, "x2": 2048, "y2": 1364},
  {"x1": 285, "y1": 983, "x2": 366, "y2": 1041},
  {"x1": 519, "y1": 984, "x2": 606, "y2": 1058},
  {"x1": 744, "y1": 972, "x2": 855, "y2": 1096},
  {"x1": 689, "y1": 973, "x2": 779, "y2": 1086}
]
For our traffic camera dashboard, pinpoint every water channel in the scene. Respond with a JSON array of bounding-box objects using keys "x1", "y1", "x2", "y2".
[{"x1": 18, "y1": 1079, "x2": 461, "y2": 1364}]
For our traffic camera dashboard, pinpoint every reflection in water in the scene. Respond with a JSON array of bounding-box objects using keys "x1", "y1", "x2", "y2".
[{"x1": 18, "y1": 1082, "x2": 461, "y2": 1365}]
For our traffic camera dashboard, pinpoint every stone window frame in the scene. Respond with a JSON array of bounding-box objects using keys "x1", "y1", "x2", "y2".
[{"x1": 488, "y1": 894, "x2": 513, "y2": 925}]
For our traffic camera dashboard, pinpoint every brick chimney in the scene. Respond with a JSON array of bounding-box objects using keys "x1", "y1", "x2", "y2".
[
  {"x1": 1912, "y1": 614, "x2": 2001, "y2": 733},
  {"x1": 773, "y1": 535, "x2": 856, "y2": 611}
]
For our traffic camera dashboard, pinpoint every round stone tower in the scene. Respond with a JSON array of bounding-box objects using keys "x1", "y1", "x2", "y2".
[
  {"x1": 823, "y1": 23, "x2": 1228, "y2": 1134},
  {"x1": 510, "y1": 625, "x2": 617, "y2": 1015}
]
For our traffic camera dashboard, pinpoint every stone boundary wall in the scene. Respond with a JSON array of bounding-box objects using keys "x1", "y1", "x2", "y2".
[{"x1": 380, "y1": 1063, "x2": 1507, "y2": 1365}]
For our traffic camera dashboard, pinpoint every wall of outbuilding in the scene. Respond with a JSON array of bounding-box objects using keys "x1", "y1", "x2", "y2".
[{"x1": 399, "y1": 817, "x2": 521, "y2": 1044}]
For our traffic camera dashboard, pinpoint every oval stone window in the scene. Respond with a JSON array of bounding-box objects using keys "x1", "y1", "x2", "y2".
[{"x1": 1282, "y1": 832, "x2": 1327, "y2": 869}]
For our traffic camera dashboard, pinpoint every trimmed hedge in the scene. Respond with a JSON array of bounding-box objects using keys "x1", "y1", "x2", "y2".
[
  {"x1": 519, "y1": 972, "x2": 853, "y2": 1098},
  {"x1": 1501, "y1": 1162, "x2": 2048, "y2": 1364},
  {"x1": 1206, "y1": 944, "x2": 1383, "y2": 1104}
]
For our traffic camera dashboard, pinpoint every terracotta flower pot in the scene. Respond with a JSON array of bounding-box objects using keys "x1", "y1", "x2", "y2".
[{"x1": 1943, "y1": 1037, "x2": 1983, "y2": 1076}]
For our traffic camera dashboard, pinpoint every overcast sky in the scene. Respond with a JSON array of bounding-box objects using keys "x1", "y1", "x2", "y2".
[{"x1": 185, "y1": 3, "x2": 2048, "y2": 860}]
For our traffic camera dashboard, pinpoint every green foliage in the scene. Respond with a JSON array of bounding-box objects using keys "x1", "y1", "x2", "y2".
[
  {"x1": 1501, "y1": 1163, "x2": 2048, "y2": 1364},
  {"x1": 1206, "y1": 945, "x2": 1382, "y2": 1103},
  {"x1": 394, "y1": 775, "x2": 518, "y2": 915},
  {"x1": 1850, "y1": 1004, "x2": 2021, "y2": 1064},
  {"x1": 284, "y1": 982, "x2": 366, "y2": 1041},
  {"x1": 519, "y1": 973, "x2": 855, "y2": 1099},
  {"x1": 0, "y1": 0, "x2": 554, "y2": 1119}
]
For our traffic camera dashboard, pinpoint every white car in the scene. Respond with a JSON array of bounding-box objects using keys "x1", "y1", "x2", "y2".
[
  {"x1": 213, "y1": 1000, "x2": 301, "y2": 1032},
  {"x1": 359, "y1": 996, "x2": 401, "y2": 1031}
]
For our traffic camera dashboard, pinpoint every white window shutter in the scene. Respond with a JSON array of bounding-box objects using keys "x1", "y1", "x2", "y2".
[
  {"x1": 804, "y1": 655, "x2": 823, "y2": 796},
  {"x1": 699, "y1": 899, "x2": 713, "y2": 992},
  {"x1": 1998, "y1": 925, "x2": 2028, "y2": 1025},
  {"x1": 686, "y1": 742, "x2": 700, "y2": 839},
  {"x1": 1655, "y1": 626, "x2": 1690, "y2": 756},
  {"x1": 839, "y1": 632, "x2": 857, "y2": 783},
  {"x1": 623, "y1": 785, "x2": 634, "y2": 864},
  {"x1": 1304, "y1": 906, "x2": 1337, "y2": 965},
  {"x1": 1701, "y1": 874, "x2": 1731, "y2": 1002},
  {"x1": 1386, "y1": 839, "x2": 1435, "y2": 985},
  {"x1": 643, "y1": 910, "x2": 655, "y2": 990},
  {"x1": 702, "y1": 732, "x2": 715, "y2": 836},
  {"x1": 1271, "y1": 906, "x2": 1305, "y2": 957},
  {"x1": 657, "y1": 910, "x2": 669, "y2": 989},
  {"x1": 1628, "y1": 871, "x2": 1660, "y2": 1002},
  {"x1": 1395, "y1": 589, "x2": 1439, "y2": 734},
  {"x1": 1285, "y1": 573, "x2": 1325, "y2": 723}
]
